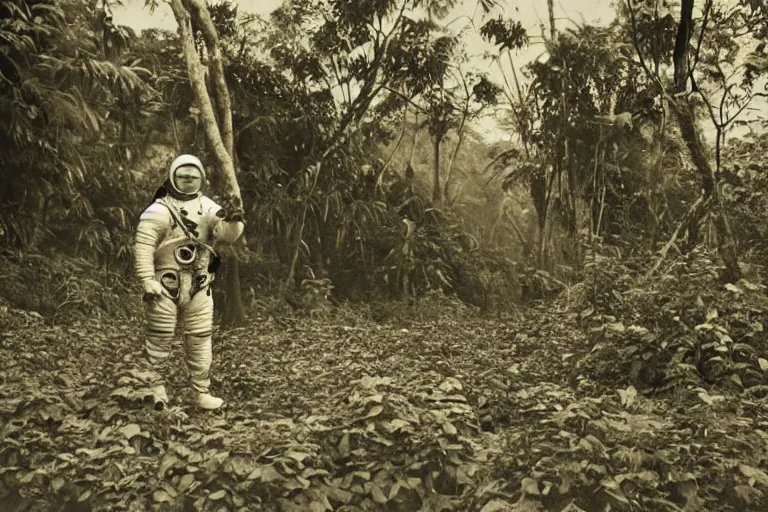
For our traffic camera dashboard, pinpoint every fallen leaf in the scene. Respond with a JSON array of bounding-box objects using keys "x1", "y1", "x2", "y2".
[
  {"x1": 739, "y1": 464, "x2": 768, "y2": 486},
  {"x1": 439, "y1": 377, "x2": 463, "y2": 392},
  {"x1": 177, "y1": 474, "x2": 196, "y2": 493},
  {"x1": 371, "y1": 483, "x2": 388, "y2": 504},
  {"x1": 325, "y1": 485, "x2": 352, "y2": 505},
  {"x1": 153, "y1": 490, "x2": 173, "y2": 503},
  {"x1": 208, "y1": 490, "x2": 226, "y2": 501},
  {"x1": 285, "y1": 450, "x2": 310, "y2": 463},
  {"x1": 51, "y1": 477, "x2": 66, "y2": 492},
  {"x1": 247, "y1": 464, "x2": 284, "y2": 482},
  {"x1": 338, "y1": 433, "x2": 350, "y2": 456},
  {"x1": 616, "y1": 385, "x2": 637, "y2": 407},
  {"x1": 734, "y1": 484, "x2": 763, "y2": 504},
  {"x1": 119, "y1": 423, "x2": 141, "y2": 439},
  {"x1": 388, "y1": 482, "x2": 402, "y2": 500},
  {"x1": 480, "y1": 499, "x2": 515, "y2": 512},
  {"x1": 365, "y1": 405, "x2": 384, "y2": 419},
  {"x1": 158, "y1": 454, "x2": 180, "y2": 478},
  {"x1": 521, "y1": 477, "x2": 540, "y2": 496},
  {"x1": 110, "y1": 387, "x2": 133, "y2": 398}
]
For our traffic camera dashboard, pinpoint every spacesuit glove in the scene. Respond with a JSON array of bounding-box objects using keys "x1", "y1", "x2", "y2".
[
  {"x1": 225, "y1": 208, "x2": 245, "y2": 223},
  {"x1": 142, "y1": 279, "x2": 172, "y2": 301},
  {"x1": 216, "y1": 194, "x2": 246, "y2": 223}
]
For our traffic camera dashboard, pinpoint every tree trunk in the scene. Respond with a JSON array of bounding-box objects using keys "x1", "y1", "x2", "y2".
[
  {"x1": 408, "y1": 113, "x2": 419, "y2": 170},
  {"x1": 671, "y1": 98, "x2": 739, "y2": 280},
  {"x1": 546, "y1": 0, "x2": 556, "y2": 39},
  {"x1": 432, "y1": 134, "x2": 442, "y2": 203},
  {"x1": 530, "y1": 171, "x2": 548, "y2": 265},
  {"x1": 286, "y1": 206, "x2": 308, "y2": 291},
  {"x1": 443, "y1": 110, "x2": 467, "y2": 201},
  {"x1": 169, "y1": 0, "x2": 240, "y2": 199},
  {"x1": 169, "y1": 0, "x2": 246, "y2": 324},
  {"x1": 221, "y1": 254, "x2": 245, "y2": 325},
  {"x1": 672, "y1": 0, "x2": 695, "y2": 93},
  {"x1": 187, "y1": 0, "x2": 234, "y2": 158},
  {"x1": 220, "y1": 153, "x2": 247, "y2": 324},
  {"x1": 670, "y1": 0, "x2": 740, "y2": 281}
]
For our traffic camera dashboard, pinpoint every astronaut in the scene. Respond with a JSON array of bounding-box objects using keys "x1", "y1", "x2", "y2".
[{"x1": 134, "y1": 154, "x2": 244, "y2": 410}]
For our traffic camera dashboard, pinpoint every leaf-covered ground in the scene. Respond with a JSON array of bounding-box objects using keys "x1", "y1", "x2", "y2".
[{"x1": 2, "y1": 301, "x2": 768, "y2": 512}]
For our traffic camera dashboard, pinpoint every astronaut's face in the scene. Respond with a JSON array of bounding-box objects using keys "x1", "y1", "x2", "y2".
[{"x1": 174, "y1": 165, "x2": 202, "y2": 194}]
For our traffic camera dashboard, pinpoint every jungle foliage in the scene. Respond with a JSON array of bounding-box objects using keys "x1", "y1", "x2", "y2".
[{"x1": 2, "y1": 0, "x2": 768, "y2": 508}]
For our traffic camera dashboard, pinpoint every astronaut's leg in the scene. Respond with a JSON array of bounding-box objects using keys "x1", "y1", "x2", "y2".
[
  {"x1": 182, "y1": 286, "x2": 223, "y2": 410},
  {"x1": 144, "y1": 294, "x2": 178, "y2": 410}
]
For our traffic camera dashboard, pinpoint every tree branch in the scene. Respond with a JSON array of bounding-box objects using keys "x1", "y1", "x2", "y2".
[
  {"x1": 643, "y1": 195, "x2": 705, "y2": 282},
  {"x1": 625, "y1": 0, "x2": 665, "y2": 92},
  {"x1": 378, "y1": 106, "x2": 409, "y2": 187},
  {"x1": 688, "y1": 0, "x2": 713, "y2": 82},
  {"x1": 482, "y1": 149, "x2": 519, "y2": 186},
  {"x1": 383, "y1": 86, "x2": 426, "y2": 113},
  {"x1": 186, "y1": 0, "x2": 234, "y2": 160},
  {"x1": 444, "y1": 74, "x2": 472, "y2": 198}
]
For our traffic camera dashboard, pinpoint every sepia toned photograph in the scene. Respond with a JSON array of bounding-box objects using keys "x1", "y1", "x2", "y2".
[{"x1": 1, "y1": 0, "x2": 767, "y2": 510}]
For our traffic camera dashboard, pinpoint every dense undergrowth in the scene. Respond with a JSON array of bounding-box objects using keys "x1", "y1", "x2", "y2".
[
  {"x1": 2, "y1": 0, "x2": 767, "y2": 508},
  {"x1": 568, "y1": 247, "x2": 768, "y2": 394},
  {"x1": 2, "y1": 247, "x2": 768, "y2": 512}
]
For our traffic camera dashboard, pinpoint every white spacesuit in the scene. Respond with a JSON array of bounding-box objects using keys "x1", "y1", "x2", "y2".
[{"x1": 134, "y1": 154, "x2": 244, "y2": 410}]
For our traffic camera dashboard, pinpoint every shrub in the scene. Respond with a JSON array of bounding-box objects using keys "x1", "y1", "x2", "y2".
[
  {"x1": 0, "y1": 250, "x2": 139, "y2": 326},
  {"x1": 569, "y1": 248, "x2": 768, "y2": 393}
]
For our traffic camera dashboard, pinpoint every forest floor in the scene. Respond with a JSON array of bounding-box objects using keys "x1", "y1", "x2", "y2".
[{"x1": 2, "y1": 299, "x2": 768, "y2": 512}]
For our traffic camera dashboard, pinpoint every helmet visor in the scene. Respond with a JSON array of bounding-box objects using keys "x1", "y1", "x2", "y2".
[{"x1": 172, "y1": 165, "x2": 202, "y2": 195}]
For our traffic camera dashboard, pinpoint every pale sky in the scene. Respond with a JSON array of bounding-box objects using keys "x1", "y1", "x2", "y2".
[
  {"x1": 113, "y1": 0, "x2": 615, "y2": 32},
  {"x1": 113, "y1": 0, "x2": 285, "y2": 30}
]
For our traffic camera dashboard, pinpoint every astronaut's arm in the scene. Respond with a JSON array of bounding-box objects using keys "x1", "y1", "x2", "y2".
[
  {"x1": 209, "y1": 196, "x2": 244, "y2": 243},
  {"x1": 134, "y1": 204, "x2": 170, "y2": 283},
  {"x1": 212, "y1": 217, "x2": 244, "y2": 243}
]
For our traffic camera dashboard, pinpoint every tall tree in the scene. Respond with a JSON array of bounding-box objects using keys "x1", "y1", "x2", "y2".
[
  {"x1": 149, "y1": 0, "x2": 248, "y2": 324},
  {"x1": 626, "y1": 0, "x2": 768, "y2": 281},
  {"x1": 163, "y1": 0, "x2": 246, "y2": 324},
  {"x1": 267, "y1": 0, "x2": 490, "y2": 289}
]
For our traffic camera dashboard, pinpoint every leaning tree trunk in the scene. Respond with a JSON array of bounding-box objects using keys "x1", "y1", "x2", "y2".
[
  {"x1": 669, "y1": 0, "x2": 740, "y2": 282},
  {"x1": 671, "y1": 99, "x2": 740, "y2": 281},
  {"x1": 432, "y1": 134, "x2": 443, "y2": 203},
  {"x1": 221, "y1": 152, "x2": 246, "y2": 326},
  {"x1": 169, "y1": 0, "x2": 246, "y2": 324},
  {"x1": 443, "y1": 109, "x2": 467, "y2": 201}
]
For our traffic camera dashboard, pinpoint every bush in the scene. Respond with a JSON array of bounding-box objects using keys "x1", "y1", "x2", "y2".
[
  {"x1": 569, "y1": 248, "x2": 768, "y2": 393},
  {"x1": 0, "y1": 250, "x2": 139, "y2": 326},
  {"x1": 489, "y1": 382, "x2": 768, "y2": 511},
  {"x1": 723, "y1": 133, "x2": 768, "y2": 268},
  {"x1": 452, "y1": 247, "x2": 521, "y2": 313}
]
